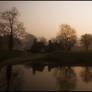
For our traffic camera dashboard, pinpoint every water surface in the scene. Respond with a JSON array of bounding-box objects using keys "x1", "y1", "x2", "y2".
[{"x1": 0, "y1": 63, "x2": 92, "y2": 91}]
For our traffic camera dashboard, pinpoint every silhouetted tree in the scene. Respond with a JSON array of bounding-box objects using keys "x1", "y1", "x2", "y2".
[
  {"x1": 50, "y1": 38, "x2": 59, "y2": 51},
  {"x1": 0, "y1": 23, "x2": 9, "y2": 48},
  {"x1": 47, "y1": 40, "x2": 54, "y2": 52},
  {"x1": 1, "y1": 7, "x2": 25, "y2": 51},
  {"x1": 31, "y1": 37, "x2": 46, "y2": 53},
  {"x1": 56, "y1": 24, "x2": 77, "y2": 51},
  {"x1": 0, "y1": 22, "x2": 9, "y2": 36},
  {"x1": 80, "y1": 34, "x2": 92, "y2": 51},
  {"x1": 46, "y1": 39, "x2": 61, "y2": 52},
  {"x1": 38, "y1": 37, "x2": 47, "y2": 52},
  {"x1": 30, "y1": 38, "x2": 38, "y2": 53}
]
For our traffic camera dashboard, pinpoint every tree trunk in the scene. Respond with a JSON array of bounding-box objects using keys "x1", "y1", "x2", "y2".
[{"x1": 8, "y1": 25, "x2": 14, "y2": 51}]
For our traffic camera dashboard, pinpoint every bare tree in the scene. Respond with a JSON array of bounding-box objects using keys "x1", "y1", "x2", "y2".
[
  {"x1": 0, "y1": 23, "x2": 9, "y2": 48},
  {"x1": 56, "y1": 24, "x2": 77, "y2": 51},
  {"x1": 1, "y1": 7, "x2": 25, "y2": 51},
  {"x1": 80, "y1": 34, "x2": 92, "y2": 51},
  {"x1": 0, "y1": 22, "x2": 9, "y2": 36}
]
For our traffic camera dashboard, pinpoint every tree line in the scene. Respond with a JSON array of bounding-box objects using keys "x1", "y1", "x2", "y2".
[
  {"x1": 31, "y1": 24, "x2": 92, "y2": 53},
  {"x1": 0, "y1": 7, "x2": 92, "y2": 53}
]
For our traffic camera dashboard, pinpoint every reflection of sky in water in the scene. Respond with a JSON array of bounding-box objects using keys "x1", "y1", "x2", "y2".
[
  {"x1": 74, "y1": 67, "x2": 92, "y2": 91},
  {"x1": 0, "y1": 65, "x2": 92, "y2": 91}
]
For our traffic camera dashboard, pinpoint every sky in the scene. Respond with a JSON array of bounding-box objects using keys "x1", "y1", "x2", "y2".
[{"x1": 0, "y1": 1, "x2": 92, "y2": 39}]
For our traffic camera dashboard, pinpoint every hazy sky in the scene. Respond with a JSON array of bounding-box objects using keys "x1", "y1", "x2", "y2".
[{"x1": 0, "y1": 1, "x2": 92, "y2": 39}]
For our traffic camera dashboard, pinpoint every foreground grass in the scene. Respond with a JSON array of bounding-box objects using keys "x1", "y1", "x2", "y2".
[{"x1": 1, "y1": 50, "x2": 92, "y2": 66}]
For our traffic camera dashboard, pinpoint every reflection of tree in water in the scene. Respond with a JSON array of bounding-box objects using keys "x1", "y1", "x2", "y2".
[
  {"x1": 80, "y1": 67, "x2": 92, "y2": 83},
  {"x1": 0, "y1": 66, "x2": 7, "y2": 91},
  {"x1": 54, "y1": 67, "x2": 77, "y2": 91},
  {"x1": 0, "y1": 65, "x2": 24, "y2": 91},
  {"x1": 48, "y1": 64, "x2": 62, "y2": 72},
  {"x1": 25, "y1": 63, "x2": 63, "y2": 75},
  {"x1": 25, "y1": 64, "x2": 77, "y2": 91},
  {"x1": 25, "y1": 63, "x2": 45, "y2": 75}
]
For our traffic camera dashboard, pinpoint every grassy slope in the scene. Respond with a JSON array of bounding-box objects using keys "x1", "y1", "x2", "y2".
[
  {"x1": 0, "y1": 49, "x2": 92, "y2": 66},
  {"x1": 0, "y1": 49, "x2": 45, "y2": 65},
  {"x1": 0, "y1": 49, "x2": 26, "y2": 60},
  {"x1": 32, "y1": 51, "x2": 92, "y2": 66}
]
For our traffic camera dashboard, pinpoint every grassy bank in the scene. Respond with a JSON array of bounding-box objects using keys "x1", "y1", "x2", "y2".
[
  {"x1": 0, "y1": 49, "x2": 46, "y2": 65},
  {"x1": 31, "y1": 51, "x2": 92, "y2": 66},
  {"x1": 0, "y1": 49, "x2": 26, "y2": 61},
  {"x1": 1, "y1": 50, "x2": 92, "y2": 66}
]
